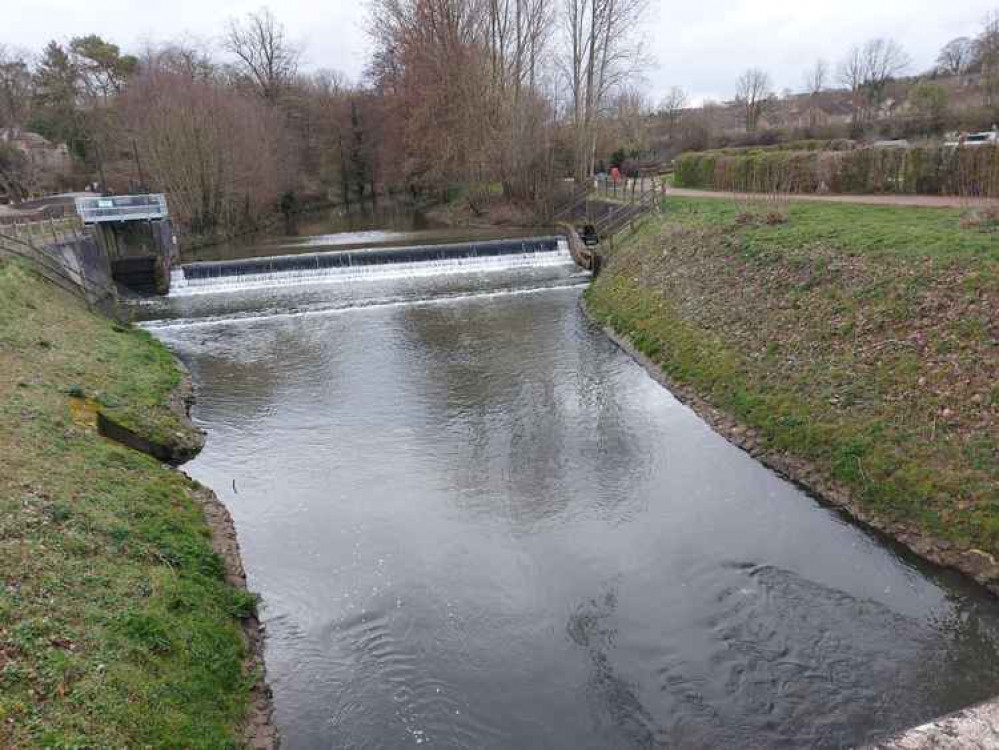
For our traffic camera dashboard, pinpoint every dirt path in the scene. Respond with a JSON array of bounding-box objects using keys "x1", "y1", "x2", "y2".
[{"x1": 667, "y1": 187, "x2": 974, "y2": 208}]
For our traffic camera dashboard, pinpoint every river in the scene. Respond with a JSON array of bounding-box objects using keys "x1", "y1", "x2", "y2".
[{"x1": 141, "y1": 234, "x2": 999, "y2": 749}]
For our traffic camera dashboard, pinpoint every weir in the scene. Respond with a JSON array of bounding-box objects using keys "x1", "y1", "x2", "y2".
[{"x1": 170, "y1": 235, "x2": 573, "y2": 294}]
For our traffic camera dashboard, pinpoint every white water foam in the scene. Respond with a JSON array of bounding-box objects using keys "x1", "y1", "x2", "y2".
[
  {"x1": 143, "y1": 278, "x2": 587, "y2": 330},
  {"x1": 170, "y1": 241, "x2": 574, "y2": 297}
]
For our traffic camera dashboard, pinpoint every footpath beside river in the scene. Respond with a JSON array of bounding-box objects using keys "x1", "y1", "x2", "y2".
[
  {"x1": 0, "y1": 262, "x2": 274, "y2": 746},
  {"x1": 586, "y1": 196, "x2": 999, "y2": 591}
]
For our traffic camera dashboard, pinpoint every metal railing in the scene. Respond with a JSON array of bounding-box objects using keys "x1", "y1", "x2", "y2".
[
  {"x1": 552, "y1": 184, "x2": 593, "y2": 221},
  {"x1": 0, "y1": 216, "x2": 84, "y2": 243},
  {"x1": 75, "y1": 194, "x2": 169, "y2": 224},
  {"x1": 0, "y1": 220, "x2": 112, "y2": 311},
  {"x1": 593, "y1": 187, "x2": 660, "y2": 238}
]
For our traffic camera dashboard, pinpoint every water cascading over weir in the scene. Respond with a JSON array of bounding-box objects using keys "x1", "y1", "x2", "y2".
[{"x1": 170, "y1": 236, "x2": 575, "y2": 294}]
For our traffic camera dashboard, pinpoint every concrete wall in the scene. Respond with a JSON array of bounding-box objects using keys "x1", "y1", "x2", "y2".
[
  {"x1": 0, "y1": 220, "x2": 117, "y2": 314},
  {"x1": 95, "y1": 218, "x2": 177, "y2": 294}
]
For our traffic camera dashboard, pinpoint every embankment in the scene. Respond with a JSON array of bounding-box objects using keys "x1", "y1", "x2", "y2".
[
  {"x1": 426, "y1": 195, "x2": 543, "y2": 228},
  {"x1": 585, "y1": 197, "x2": 998, "y2": 589},
  {"x1": 0, "y1": 261, "x2": 275, "y2": 746}
]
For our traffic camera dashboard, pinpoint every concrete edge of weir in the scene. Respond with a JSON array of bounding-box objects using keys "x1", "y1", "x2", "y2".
[{"x1": 576, "y1": 295, "x2": 999, "y2": 746}]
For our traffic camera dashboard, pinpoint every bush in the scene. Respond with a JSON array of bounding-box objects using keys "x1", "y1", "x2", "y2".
[{"x1": 673, "y1": 145, "x2": 999, "y2": 197}]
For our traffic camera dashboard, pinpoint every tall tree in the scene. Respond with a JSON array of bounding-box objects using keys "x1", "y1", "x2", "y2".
[
  {"x1": 0, "y1": 45, "x2": 33, "y2": 130},
  {"x1": 803, "y1": 59, "x2": 828, "y2": 96},
  {"x1": 937, "y1": 37, "x2": 974, "y2": 76},
  {"x1": 69, "y1": 35, "x2": 138, "y2": 102},
  {"x1": 140, "y1": 40, "x2": 218, "y2": 82},
  {"x1": 802, "y1": 59, "x2": 828, "y2": 128},
  {"x1": 978, "y1": 11, "x2": 999, "y2": 108},
  {"x1": 224, "y1": 7, "x2": 301, "y2": 102},
  {"x1": 120, "y1": 65, "x2": 290, "y2": 234},
  {"x1": 348, "y1": 100, "x2": 368, "y2": 201},
  {"x1": 838, "y1": 38, "x2": 909, "y2": 126},
  {"x1": 659, "y1": 85, "x2": 687, "y2": 135},
  {"x1": 735, "y1": 67, "x2": 772, "y2": 132},
  {"x1": 30, "y1": 41, "x2": 82, "y2": 149},
  {"x1": 368, "y1": 0, "x2": 557, "y2": 205},
  {"x1": 562, "y1": 0, "x2": 649, "y2": 179}
]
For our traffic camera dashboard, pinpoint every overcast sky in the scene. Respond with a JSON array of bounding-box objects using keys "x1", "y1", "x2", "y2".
[{"x1": 6, "y1": 0, "x2": 997, "y2": 105}]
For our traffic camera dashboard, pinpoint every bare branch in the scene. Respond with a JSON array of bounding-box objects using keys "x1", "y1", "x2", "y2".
[{"x1": 224, "y1": 7, "x2": 301, "y2": 102}]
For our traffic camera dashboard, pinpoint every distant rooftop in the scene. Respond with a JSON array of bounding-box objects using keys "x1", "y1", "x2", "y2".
[{"x1": 75, "y1": 194, "x2": 169, "y2": 224}]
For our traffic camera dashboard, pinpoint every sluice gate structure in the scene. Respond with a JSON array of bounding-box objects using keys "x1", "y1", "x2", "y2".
[{"x1": 75, "y1": 194, "x2": 176, "y2": 295}]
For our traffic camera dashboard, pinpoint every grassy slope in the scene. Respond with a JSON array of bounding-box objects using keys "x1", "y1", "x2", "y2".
[
  {"x1": 0, "y1": 263, "x2": 253, "y2": 746},
  {"x1": 587, "y1": 198, "x2": 998, "y2": 553}
]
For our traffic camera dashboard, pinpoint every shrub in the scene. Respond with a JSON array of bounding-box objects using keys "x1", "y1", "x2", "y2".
[{"x1": 672, "y1": 145, "x2": 999, "y2": 197}]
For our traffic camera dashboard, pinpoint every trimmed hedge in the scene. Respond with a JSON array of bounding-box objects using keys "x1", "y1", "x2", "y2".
[
  {"x1": 693, "y1": 139, "x2": 858, "y2": 157},
  {"x1": 674, "y1": 145, "x2": 999, "y2": 197}
]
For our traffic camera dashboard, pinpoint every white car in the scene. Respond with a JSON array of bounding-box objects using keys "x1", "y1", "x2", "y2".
[{"x1": 944, "y1": 130, "x2": 999, "y2": 147}]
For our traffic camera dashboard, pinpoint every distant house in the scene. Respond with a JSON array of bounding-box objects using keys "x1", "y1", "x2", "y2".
[{"x1": 778, "y1": 92, "x2": 854, "y2": 130}]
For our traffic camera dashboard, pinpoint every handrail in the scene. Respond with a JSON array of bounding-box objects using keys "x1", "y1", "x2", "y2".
[
  {"x1": 552, "y1": 184, "x2": 592, "y2": 220},
  {"x1": 593, "y1": 187, "x2": 658, "y2": 237},
  {"x1": 75, "y1": 194, "x2": 169, "y2": 224},
  {"x1": 0, "y1": 218, "x2": 115, "y2": 310}
]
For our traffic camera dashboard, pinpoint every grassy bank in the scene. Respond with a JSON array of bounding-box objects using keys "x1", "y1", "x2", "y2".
[
  {"x1": 0, "y1": 262, "x2": 255, "y2": 745},
  {"x1": 587, "y1": 198, "x2": 998, "y2": 573}
]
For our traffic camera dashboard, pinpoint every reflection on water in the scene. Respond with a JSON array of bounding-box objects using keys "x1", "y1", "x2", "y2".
[{"x1": 148, "y1": 257, "x2": 999, "y2": 750}]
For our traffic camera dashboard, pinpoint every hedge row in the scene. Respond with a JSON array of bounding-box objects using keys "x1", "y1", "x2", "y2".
[
  {"x1": 693, "y1": 139, "x2": 858, "y2": 157},
  {"x1": 674, "y1": 146, "x2": 999, "y2": 197}
]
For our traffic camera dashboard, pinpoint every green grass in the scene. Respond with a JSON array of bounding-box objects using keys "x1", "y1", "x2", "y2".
[
  {"x1": 588, "y1": 198, "x2": 998, "y2": 553},
  {"x1": 665, "y1": 197, "x2": 999, "y2": 260},
  {"x1": 0, "y1": 262, "x2": 252, "y2": 746}
]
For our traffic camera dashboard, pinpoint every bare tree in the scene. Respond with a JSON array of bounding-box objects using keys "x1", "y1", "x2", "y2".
[
  {"x1": 735, "y1": 67, "x2": 772, "y2": 132},
  {"x1": 485, "y1": 0, "x2": 553, "y2": 96},
  {"x1": 561, "y1": 0, "x2": 649, "y2": 179},
  {"x1": 978, "y1": 11, "x2": 999, "y2": 107},
  {"x1": 140, "y1": 39, "x2": 218, "y2": 81},
  {"x1": 224, "y1": 7, "x2": 301, "y2": 102},
  {"x1": 861, "y1": 38, "x2": 910, "y2": 94},
  {"x1": 367, "y1": 0, "x2": 558, "y2": 206},
  {"x1": 838, "y1": 38, "x2": 909, "y2": 125},
  {"x1": 937, "y1": 37, "x2": 974, "y2": 76},
  {"x1": 120, "y1": 65, "x2": 291, "y2": 234},
  {"x1": 803, "y1": 59, "x2": 828, "y2": 96},
  {"x1": 659, "y1": 85, "x2": 687, "y2": 134},
  {"x1": 610, "y1": 85, "x2": 650, "y2": 153}
]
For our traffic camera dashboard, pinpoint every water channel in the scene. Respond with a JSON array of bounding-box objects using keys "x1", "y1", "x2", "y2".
[{"x1": 140, "y1": 227, "x2": 999, "y2": 749}]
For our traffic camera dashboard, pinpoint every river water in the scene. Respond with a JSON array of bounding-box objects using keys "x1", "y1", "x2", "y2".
[{"x1": 142, "y1": 242, "x2": 999, "y2": 749}]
